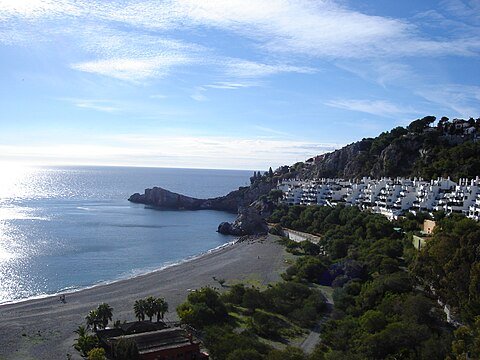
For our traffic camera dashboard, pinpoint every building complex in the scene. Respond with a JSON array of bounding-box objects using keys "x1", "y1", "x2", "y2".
[{"x1": 278, "y1": 177, "x2": 480, "y2": 221}]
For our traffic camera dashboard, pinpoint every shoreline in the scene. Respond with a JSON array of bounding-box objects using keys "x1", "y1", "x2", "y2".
[
  {"x1": 0, "y1": 239, "x2": 238, "y2": 307},
  {"x1": 0, "y1": 234, "x2": 288, "y2": 359}
]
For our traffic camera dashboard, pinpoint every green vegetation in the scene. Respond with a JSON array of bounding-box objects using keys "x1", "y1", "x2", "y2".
[
  {"x1": 133, "y1": 296, "x2": 168, "y2": 322},
  {"x1": 267, "y1": 116, "x2": 480, "y2": 181},
  {"x1": 268, "y1": 205, "x2": 463, "y2": 359},
  {"x1": 114, "y1": 338, "x2": 139, "y2": 360},
  {"x1": 87, "y1": 347, "x2": 106, "y2": 360},
  {"x1": 176, "y1": 273, "x2": 326, "y2": 358},
  {"x1": 413, "y1": 140, "x2": 480, "y2": 180},
  {"x1": 413, "y1": 215, "x2": 480, "y2": 323},
  {"x1": 74, "y1": 297, "x2": 168, "y2": 358},
  {"x1": 74, "y1": 325, "x2": 99, "y2": 358}
]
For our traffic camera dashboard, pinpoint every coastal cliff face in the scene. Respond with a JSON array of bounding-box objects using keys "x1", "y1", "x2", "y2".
[
  {"x1": 217, "y1": 199, "x2": 274, "y2": 236},
  {"x1": 299, "y1": 131, "x2": 478, "y2": 180},
  {"x1": 128, "y1": 181, "x2": 276, "y2": 235}
]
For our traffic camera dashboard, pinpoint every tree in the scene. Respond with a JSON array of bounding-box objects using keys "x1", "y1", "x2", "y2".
[
  {"x1": 96, "y1": 303, "x2": 113, "y2": 329},
  {"x1": 133, "y1": 299, "x2": 146, "y2": 321},
  {"x1": 226, "y1": 349, "x2": 264, "y2": 360},
  {"x1": 249, "y1": 309, "x2": 285, "y2": 337},
  {"x1": 177, "y1": 287, "x2": 228, "y2": 328},
  {"x1": 407, "y1": 116, "x2": 436, "y2": 133},
  {"x1": 268, "y1": 167, "x2": 274, "y2": 178},
  {"x1": 154, "y1": 297, "x2": 168, "y2": 322},
  {"x1": 144, "y1": 296, "x2": 156, "y2": 322},
  {"x1": 86, "y1": 309, "x2": 101, "y2": 332},
  {"x1": 74, "y1": 325, "x2": 99, "y2": 357},
  {"x1": 267, "y1": 346, "x2": 305, "y2": 360},
  {"x1": 87, "y1": 347, "x2": 106, "y2": 360},
  {"x1": 114, "y1": 338, "x2": 140, "y2": 360}
]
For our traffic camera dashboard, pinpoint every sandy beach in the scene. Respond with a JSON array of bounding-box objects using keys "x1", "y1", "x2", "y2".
[{"x1": 0, "y1": 235, "x2": 288, "y2": 360}]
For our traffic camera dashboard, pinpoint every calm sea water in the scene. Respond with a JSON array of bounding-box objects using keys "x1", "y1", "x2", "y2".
[{"x1": 0, "y1": 166, "x2": 252, "y2": 304}]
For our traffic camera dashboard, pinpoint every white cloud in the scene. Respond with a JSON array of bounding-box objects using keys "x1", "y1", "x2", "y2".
[
  {"x1": 167, "y1": 0, "x2": 480, "y2": 58},
  {"x1": 57, "y1": 98, "x2": 121, "y2": 112},
  {"x1": 2, "y1": 0, "x2": 478, "y2": 69},
  {"x1": 223, "y1": 59, "x2": 314, "y2": 78},
  {"x1": 440, "y1": 0, "x2": 480, "y2": 23},
  {"x1": 336, "y1": 61, "x2": 417, "y2": 88},
  {"x1": 416, "y1": 84, "x2": 480, "y2": 117},
  {"x1": 0, "y1": 0, "x2": 79, "y2": 20},
  {"x1": 205, "y1": 81, "x2": 259, "y2": 90},
  {"x1": 71, "y1": 56, "x2": 191, "y2": 82},
  {"x1": 190, "y1": 87, "x2": 208, "y2": 102},
  {"x1": 0, "y1": 135, "x2": 342, "y2": 169},
  {"x1": 325, "y1": 99, "x2": 421, "y2": 117}
]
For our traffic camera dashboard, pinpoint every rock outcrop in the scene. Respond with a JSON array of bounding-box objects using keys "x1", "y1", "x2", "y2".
[
  {"x1": 128, "y1": 181, "x2": 276, "y2": 235},
  {"x1": 217, "y1": 199, "x2": 274, "y2": 236},
  {"x1": 299, "y1": 131, "x2": 475, "y2": 180}
]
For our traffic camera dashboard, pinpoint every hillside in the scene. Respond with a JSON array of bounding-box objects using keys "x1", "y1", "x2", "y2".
[{"x1": 273, "y1": 116, "x2": 480, "y2": 181}]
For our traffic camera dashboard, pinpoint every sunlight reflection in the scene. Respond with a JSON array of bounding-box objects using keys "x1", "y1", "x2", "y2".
[{"x1": 0, "y1": 162, "x2": 35, "y2": 200}]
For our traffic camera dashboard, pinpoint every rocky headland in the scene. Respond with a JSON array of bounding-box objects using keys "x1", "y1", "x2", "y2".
[{"x1": 128, "y1": 181, "x2": 275, "y2": 235}]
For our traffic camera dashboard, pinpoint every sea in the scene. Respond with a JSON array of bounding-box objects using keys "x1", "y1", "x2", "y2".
[{"x1": 0, "y1": 166, "x2": 252, "y2": 304}]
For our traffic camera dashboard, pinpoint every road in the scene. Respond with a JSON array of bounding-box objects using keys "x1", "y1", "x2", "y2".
[{"x1": 300, "y1": 287, "x2": 334, "y2": 354}]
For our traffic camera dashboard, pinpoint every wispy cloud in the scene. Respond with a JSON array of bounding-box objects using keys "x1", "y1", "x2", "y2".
[
  {"x1": 2, "y1": 0, "x2": 478, "y2": 82},
  {"x1": 416, "y1": 84, "x2": 480, "y2": 117},
  {"x1": 171, "y1": 0, "x2": 480, "y2": 58},
  {"x1": 336, "y1": 61, "x2": 416, "y2": 88},
  {"x1": 190, "y1": 87, "x2": 208, "y2": 102},
  {"x1": 0, "y1": 134, "x2": 342, "y2": 169},
  {"x1": 253, "y1": 125, "x2": 291, "y2": 137},
  {"x1": 325, "y1": 99, "x2": 421, "y2": 117},
  {"x1": 205, "y1": 81, "x2": 259, "y2": 90},
  {"x1": 223, "y1": 59, "x2": 314, "y2": 78},
  {"x1": 71, "y1": 56, "x2": 191, "y2": 82},
  {"x1": 59, "y1": 98, "x2": 121, "y2": 113},
  {"x1": 150, "y1": 94, "x2": 167, "y2": 99},
  {"x1": 440, "y1": 0, "x2": 480, "y2": 23}
]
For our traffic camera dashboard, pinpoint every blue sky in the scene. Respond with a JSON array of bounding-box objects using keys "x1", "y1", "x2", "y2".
[{"x1": 0, "y1": 0, "x2": 479, "y2": 170}]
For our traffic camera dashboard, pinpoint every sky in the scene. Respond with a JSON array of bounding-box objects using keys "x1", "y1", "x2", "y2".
[{"x1": 0, "y1": 0, "x2": 479, "y2": 170}]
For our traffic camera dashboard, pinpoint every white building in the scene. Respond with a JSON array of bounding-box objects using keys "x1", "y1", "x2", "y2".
[{"x1": 278, "y1": 177, "x2": 480, "y2": 221}]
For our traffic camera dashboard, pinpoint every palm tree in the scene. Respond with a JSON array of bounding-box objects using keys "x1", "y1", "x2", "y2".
[
  {"x1": 74, "y1": 325, "x2": 88, "y2": 338},
  {"x1": 97, "y1": 303, "x2": 113, "y2": 329},
  {"x1": 144, "y1": 296, "x2": 156, "y2": 322},
  {"x1": 86, "y1": 309, "x2": 101, "y2": 332},
  {"x1": 73, "y1": 325, "x2": 98, "y2": 357},
  {"x1": 154, "y1": 297, "x2": 168, "y2": 322},
  {"x1": 133, "y1": 299, "x2": 146, "y2": 321}
]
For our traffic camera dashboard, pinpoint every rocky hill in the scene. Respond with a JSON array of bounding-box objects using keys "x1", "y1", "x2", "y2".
[
  {"x1": 128, "y1": 179, "x2": 276, "y2": 235},
  {"x1": 276, "y1": 116, "x2": 480, "y2": 181},
  {"x1": 129, "y1": 116, "x2": 480, "y2": 235}
]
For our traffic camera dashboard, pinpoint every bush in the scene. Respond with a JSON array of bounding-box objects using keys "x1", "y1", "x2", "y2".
[
  {"x1": 249, "y1": 309, "x2": 286, "y2": 338},
  {"x1": 177, "y1": 287, "x2": 228, "y2": 328},
  {"x1": 114, "y1": 338, "x2": 139, "y2": 360},
  {"x1": 87, "y1": 347, "x2": 106, "y2": 360}
]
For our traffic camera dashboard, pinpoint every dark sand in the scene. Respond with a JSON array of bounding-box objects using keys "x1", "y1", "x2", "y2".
[{"x1": 0, "y1": 235, "x2": 288, "y2": 359}]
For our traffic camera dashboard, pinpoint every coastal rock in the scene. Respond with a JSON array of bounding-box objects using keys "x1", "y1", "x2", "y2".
[
  {"x1": 217, "y1": 199, "x2": 273, "y2": 236},
  {"x1": 128, "y1": 187, "x2": 209, "y2": 210},
  {"x1": 129, "y1": 181, "x2": 276, "y2": 235}
]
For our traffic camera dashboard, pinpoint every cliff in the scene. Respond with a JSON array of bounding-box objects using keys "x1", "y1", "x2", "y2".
[
  {"x1": 276, "y1": 116, "x2": 480, "y2": 181},
  {"x1": 128, "y1": 181, "x2": 276, "y2": 235},
  {"x1": 129, "y1": 116, "x2": 479, "y2": 235}
]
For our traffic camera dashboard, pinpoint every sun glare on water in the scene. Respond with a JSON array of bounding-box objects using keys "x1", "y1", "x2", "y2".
[{"x1": 0, "y1": 162, "x2": 38, "y2": 200}]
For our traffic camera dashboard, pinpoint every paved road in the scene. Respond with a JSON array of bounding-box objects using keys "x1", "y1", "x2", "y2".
[{"x1": 300, "y1": 288, "x2": 334, "y2": 354}]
